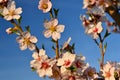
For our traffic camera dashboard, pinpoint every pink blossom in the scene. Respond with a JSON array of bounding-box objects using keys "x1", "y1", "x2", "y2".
[{"x1": 38, "y1": 0, "x2": 52, "y2": 13}]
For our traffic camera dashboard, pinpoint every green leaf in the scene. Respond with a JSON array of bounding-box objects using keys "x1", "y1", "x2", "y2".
[
  {"x1": 71, "y1": 43, "x2": 75, "y2": 50},
  {"x1": 66, "y1": 66, "x2": 76, "y2": 72},
  {"x1": 11, "y1": 28, "x2": 20, "y2": 35},
  {"x1": 25, "y1": 26, "x2": 30, "y2": 32},
  {"x1": 114, "y1": 72, "x2": 119, "y2": 79},
  {"x1": 31, "y1": 67, "x2": 36, "y2": 72},
  {"x1": 0, "y1": 13, "x2": 3, "y2": 17},
  {"x1": 51, "y1": 39, "x2": 56, "y2": 43},
  {"x1": 103, "y1": 30, "x2": 111, "y2": 40},
  {"x1": 53, "y1": 8, "x2": 59, "y2": 18},
  {"x1": 52, "y1": 46, "x2": 55, "y2": 50},
  {"x1": 42, "y1": 44, "x2": 45, "y2": 50},
  {"x1": 104, "y1": 42, "x2": 107, "y2": 53}
]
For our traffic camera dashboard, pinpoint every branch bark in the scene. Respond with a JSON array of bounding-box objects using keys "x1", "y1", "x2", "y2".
[{"x1": 105, "y1": 5, "x2": 120, "y2": 29}]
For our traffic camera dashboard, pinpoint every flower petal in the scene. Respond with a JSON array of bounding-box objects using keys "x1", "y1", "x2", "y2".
[
  {"x1": 46, "y1": 68, "x2": 53, "y2": 77},
  {"x1": 15, "y1": 7, "x2": 22, "y2": 14},
  {"x1": 52, "y1": 32, "x2": 60, "y2": 41},
  {"x1": 44, "y1": 30, "x2": 52, "y2": 38},
  {"x1": 28, "y1": 43, "x2": 36, "y2": 51},
  {"x1": 20, "y1": 43, "x2": 27, "y2": 50},
  {"x1": 13, "y1": 15, "x2": 20, "y2": 19},
  {"x1": 16, "y1": 36, "x2": 24, "y2": 43},
  {"x1": 56, "y1": 25, "x2": 65, "y2": 33},
  {"x1": 4, "y1": 15, "x2": 12, "y2": 21},
  {"x1": 2, "y1": 7, "x2": 9, "y2": 16},
  {"x1": 29, "y1": 36, "x2": 38, "y2": 43},
  {"x1": 39, "y1": 49, "x2": 46, "y2": 56},
  {"x1": 23, "y1": 32, "x2": 31, "y2": 38},
  {"x1": 57, "y1": 59, "x2": 64, "y2": 66},
  {"x1": 32, "y1": 52, "x2": 38, "y2": 59},
  {"x1": 8, "y1": 1, "x2": 16, "y2": 11}
]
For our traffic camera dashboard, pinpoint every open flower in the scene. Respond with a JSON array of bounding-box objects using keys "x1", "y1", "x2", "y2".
[
  {"x1": 43, "y1": 19, "x2": 65, "y2": 41},
  {"x1": 101, "y1": 62, "x2": 115, "y2": 80},
  {"x1": 37, "y1": 59, "x2": 56, "y2": 77},
  {"x1": 30, "y1": 49, "x2": 48, "y2": 71},
  {"x1": 57, "y1": 52, "x2": 76, "y2": 73},
  {"x1": 87, "y1": 22, "x2": 103, "y2": 39},
  {"x1": 83, "y1": 67, "x2": 96, "y2": 79},
  {"x1": 2, "y1": 1, "x2": 22, "y2": 20},
  {"x1": 38, "y1": 0, "x2": 52, "y2": 13},
  {"x1": 16, "y1": 31, "x2": 38, "y2": 51},
  {"x1": 73, "y1": 55, "x2": 89, "y2": 74}
]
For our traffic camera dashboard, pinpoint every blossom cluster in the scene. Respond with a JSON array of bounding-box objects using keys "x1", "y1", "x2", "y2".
[{"x1": 0, "y1": 0, "x2": 120, "y2": 80}]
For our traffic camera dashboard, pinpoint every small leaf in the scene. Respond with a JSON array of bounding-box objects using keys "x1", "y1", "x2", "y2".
[
  {"x1": 25, "y1": 26, "x2": 30, "y2": 32},
  {"x1": 103, "y1": 30, "x2": 111, "y2": 40},
  {"x1": 66, "y1": 66, "x2": 76, "y2": 72},
  {"x1": 114, "y1": 72, "x2": 119, "y2": 79},
  {"x1": 11, "y1": 28, "x2": 20, "y2": 35},
  {"x1": 52, "y1": 45, "x2": 55, "y2": 50},
  {"x1": 104, "y1": 42, "x2": 107, "y2": 53},
  {"x1": 31, "y1": 67, "x2": 36, "y2": 72},
  {"x1": 51, "y1": 39, "x2": 56, "y2": 43},
  {"x1": 0, "y1": 13, "x2": 3, "y2": 17},
  {"x1": 53, "y1": 8, "x2": 59, "y2": 18},
  {"x1": 42, "y1": 44, "x2": 45, "y2": 50},
  {"x1": 71, "y1": 43, "x2": 75, "y2": 50}
]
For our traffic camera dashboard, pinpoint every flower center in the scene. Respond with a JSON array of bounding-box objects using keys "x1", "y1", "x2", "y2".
[
  {"x1": 24, "y1": 38, "x2": 30, "y2": 45},
  {"x1": 36, "y1": 56, "x2": 41, "y2": 61},
  {"x1": 93, "y1": 27, "x2": 98, "y2": 33},
  {"x1": 9, "y1": 10, "x2": 15, "y2": 16},
  {"x1": 105, "y1": 71, "x2": 111, "y2": 78},
  {"x1": 42, "y1": 3, "x2": 48, "y2": 9},
  {"x1": 64, "y1": 59, "x2": 71, "y2": 67},
  {"x1": 41, "y1": 61, "x2": 50, "y2": 70},
  {"x1": 76, "y1": 60, "x2": 82, "y2": 68},
  {"x1": 68, "y1": 76, "x2": 75, "y2": 80},
  {"x1": 88, "y1": 70, "x2": 94, "y2": 77},
  {"x1": 50, "y1": 26, "x2": 56, "y2": 32}
]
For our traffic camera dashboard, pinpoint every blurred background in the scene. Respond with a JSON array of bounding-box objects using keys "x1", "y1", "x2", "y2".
[{"x1": 0, "y1": 0, "x2": 120, "y2": 80}]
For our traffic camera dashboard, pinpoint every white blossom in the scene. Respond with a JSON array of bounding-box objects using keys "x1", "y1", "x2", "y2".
[
  {"x1": 16, "y1": 31, "x2": 38, "y2": 51},
  {"x1": 2, "y1": 1, "x2": 22, "y2": 20},
  {"x1": 43, "y1": 19, "x2": 65, "y2": 41}
]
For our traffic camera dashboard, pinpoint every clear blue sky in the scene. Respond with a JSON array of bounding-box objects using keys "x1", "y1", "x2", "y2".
[{"x1": 0, "y1": 0, "x2": 120, "y2": 80}]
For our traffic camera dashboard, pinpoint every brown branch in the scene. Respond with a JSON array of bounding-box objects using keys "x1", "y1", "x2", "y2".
[
  {"x1": 105, "y1": 6, "x2": 120, "y2": 29},
  {"x1": 55, "y1": 40, "x2": 59, "y2": 59}
]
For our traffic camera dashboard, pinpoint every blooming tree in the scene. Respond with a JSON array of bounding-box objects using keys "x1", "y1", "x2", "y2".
[{"x1": 0, "y1": 0, "x2": 120, "y2": 80}]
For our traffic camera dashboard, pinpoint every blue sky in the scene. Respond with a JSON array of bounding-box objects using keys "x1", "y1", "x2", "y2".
[{"x1": 0, "y1": 0, "x2": 120, "y2": 80}]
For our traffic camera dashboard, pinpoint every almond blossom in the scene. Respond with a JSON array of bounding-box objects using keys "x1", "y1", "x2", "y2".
[
  {"x1": 61, "y1": 72, "x2": 82, "y2": 80},
  {"x1": 83, "y1": 67, "x2": 97, "y2": 80},
  {"x1": 30, "y1": 49, "x2": 48, "y2": 69},
  {"x1": 57, "y1": 52, "x2": 76, "y2": 73},
  {"x1": 43, "y1": 19, "x2": 65, "y2": 41},
  {"x1": 101, "y1": 62, "x2": 115, "y2": 80},
  {"x1": 87, "y1": 22, "x2": 103, "y2": 39},
  {"x1": 16, "y1": 31, "x2": 38, "y2": 51},
  {"x1": 37, "y1": 58, "x2": 56, "y2": 77},
  {"x1": 1, "y1": 1, "x2": 22, "y2": 20},
  {"x1": 73, "y1": 55, "x2": 89, "y2": 74},
  {"x1": 30, "y1": 49, "x2": 56, "y2": 77},
  {"x1": 38, "y1": 0, "x2": 52, "y2": 13}
]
